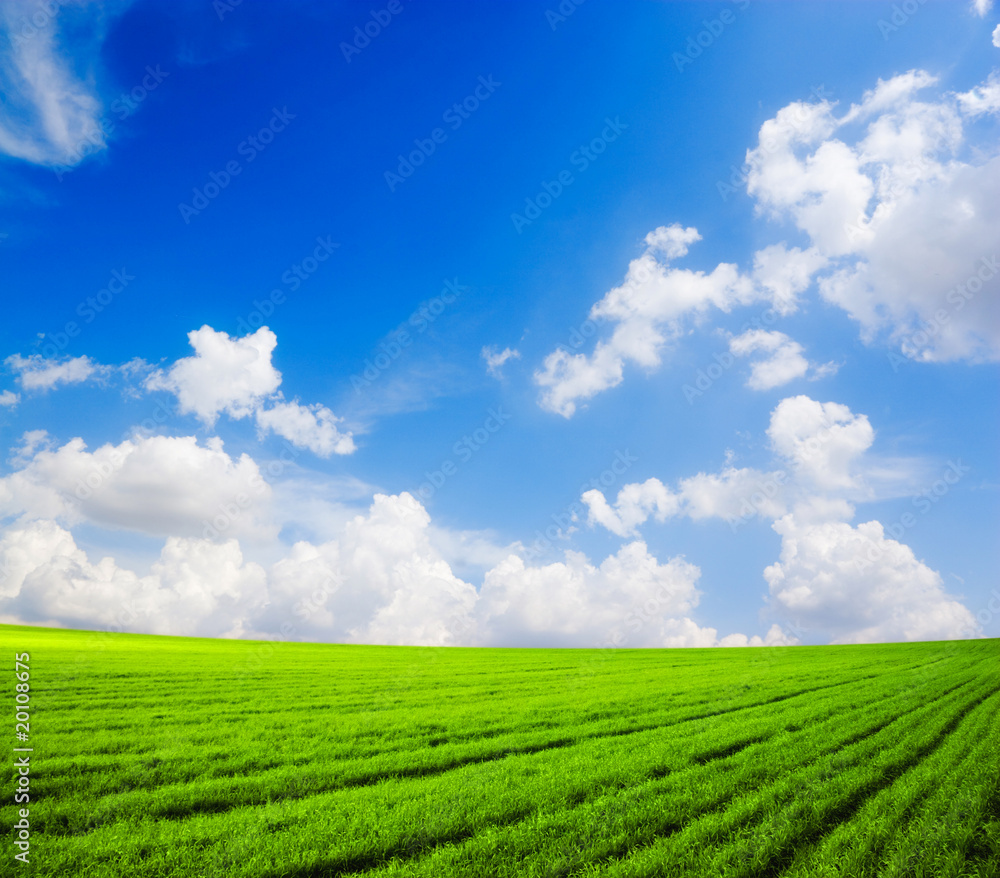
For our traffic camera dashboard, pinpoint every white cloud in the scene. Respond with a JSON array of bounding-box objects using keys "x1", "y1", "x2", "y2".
[
  {"x1": 582, "y1": 478, "x2": 680, "y2": 537},
  {"x1": 0, "y1": 520, "x2": 267, "y2": 638},
  {"x1": 749, "y1": 70, "x2": 1000, "y2": 361},
  {"x1": 0, "y1": 434, "x2": 273, "y2": 540},
  {"x1": 766, "y1": 395, "x2": 874, "y2": 493},
  {"x1": 5, "y1": 353, "x2": 103, "y2": 391},
  {"x1": 0, "y1": 489, "x2": 794, "y2": 649},
  {"x1": 765, "y1": 515, "x2": 979, "y2": 643},
  {"x1": 956, "y1": 71, "x2": 1000, "y2": 117},
  {"x1": 582, "y1": 393, "x2": 973, "y2": 644},
  {"x1": 8, "y1": 430, "x2": 50, "y2": 468},
  {"x1": 0, "y1": 390, "x2": 19, "y2": 407},
  {"x1": 993, "y1": 23, "x2": 1000, "y2": 46},
  {"x1": 144, "y1": 325, "x2": 355, "y2": 456},
  {"x1": 0, "y1": 1, "x2": 122, "y2": 167},
  {"x1": 729, "y1": 329, "x2": 813, "y2": 390},
  {"x1": 642, "y1": 223, "x2": 701, "y2": 258},
  {"x1": 718, "y1": 624, "x2": 799, "y2": 648},
  {"x1": 677, "y1": 466, "x2": 788, "y2": 521},
  {"x1": 254, "y1": 398, "x2": 355, "y2": 457},
  {"x1": 535, "y1": 224, "x2": 759, "y2": 417},
  {"x1": 475, "y1": 541, "x2": 712, "y2": 648},
  {"x1": 533, "y1": 70, "x2": 998, "y2": 416},
  {"x1": 584, "y1": 395, "x2": 915, "y2": 536},
  {"x1": 746, "y1": 97, "x2": 868, "y2": 257},
  {"x1": 255, "y1": 493, "x2": 479, "y2": 646},
  {"x1": 532, "y1": 220, "x2": 836, "y2": 417},
  {"x1": 751, "y1": 244, "x2": 828, "y2": 315},
  {"x1": 481, "y1": 345, "x2": 521, "y2": 378},
  {"x1": 145, "y1": 326, "x2": 282, "y2": 425},
  {"x1": 583, "y1": 466, "x2": 788, "y2": 535},
  {"x1": 971, "y1": 0, "x2": 993, "y2": 16}
]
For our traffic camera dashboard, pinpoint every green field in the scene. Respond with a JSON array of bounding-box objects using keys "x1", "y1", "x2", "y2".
[{"x1": 2, "y1": 626, "x2": 998, "y2": 877}]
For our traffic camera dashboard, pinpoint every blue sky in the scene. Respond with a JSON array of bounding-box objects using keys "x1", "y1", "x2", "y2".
[{"x1": 1, "y1": 0, "x2": 998, "y2": 647}]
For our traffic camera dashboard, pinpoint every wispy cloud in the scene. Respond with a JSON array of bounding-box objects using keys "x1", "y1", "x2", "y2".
[
  {"x1": 0, "y1": 1, "x2": 128, "y2": 167},
  {"x1": 482, "y1": 345, "x2": 521, "y2": 378},
  {"x1": 5, "y1": 352, "x2": 106, "y2": 390}
]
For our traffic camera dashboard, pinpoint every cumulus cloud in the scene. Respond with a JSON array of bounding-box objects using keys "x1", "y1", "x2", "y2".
[
  {"x1": 581, "y1": 394, "x2": 972, "y2": 643},
  {"x1": 145, "y1": 326, "x2": 282, "y2": 425},
  {"x1": 481, "y1": 345, "x2": 521, "y2": 378},
  {"x1": 956, "y1": 71, "x2": 1000, "y2": 116},
  {"x1": 582, "y1": 478, "x2": 680, "y2": 538},
  {"x1": 750, "y1": 244, "x2": 828, "y2": 315},
  {"x1": 748, "y1": 70, "x2": 1000, "y2": 361},
  {"x1": 765, "y1": 515, "x2": 978, "y2": 643},
  {"x1": 993, "y1": 23, "x2": 1000, "y2": 47},
  {"x1": 534, "y1": 224, "x2": 763, "y2": 417},
  {"x1": 971, "y1": 0, "x2": 993, "y2": 16},
  {"x1": 0, "y1": 434, "x2": 273, "y2": 540},
  {"x1": 718, "y1": 624, "x2": 799, "y2": 648},
  {"x1": 583, "y1": 393, "x2": 880, "y2": 535},
  {"x1": 144, "y1": 325, "x2": 355, "y2": 455},
  {"x1": 5, "y1": 353, "x2": 105, "y2": 391},
  {"x1": 0, "y1": 494, "x2": 474, "y2": 644},
  {"x1": 0, "y1": 390, "x2": 19, "y2": 407},
  {"x1": 254, "y1": 398, "x2": 355, "y2": 457},
  {"x1": 262, "y1": 494, "x2": 726, "y2": 650},
  {"x1": 475, "y1": 541, "x2": 713, "y2": 648},
  {"x1": 584, "y1": 394, "x2": 913, "y2": 536},
  {"x1": 766, "y1": 395, "x2": 875, "y2": 493},
  {"x1": 0, "y1": 489, "x2": 792, "y2": 648},
  {"x1": 583, "y1": 466, "x2": 789, "y2": 536},
  {"x1": 0, "y1": 1, "x2": 124, "y2": 167},
  {"x1": 729, "y1": 329, "x2": 833, "y2": 390},
  {"x1": 0, "y1": 520, "x2": 267, "y2": 638},
  {"x1": 255, "y1": 492, "x2": 479, "y2": 646},
  {"x1": 533, "y1": 70, "x2": 999, "y2": 415}
]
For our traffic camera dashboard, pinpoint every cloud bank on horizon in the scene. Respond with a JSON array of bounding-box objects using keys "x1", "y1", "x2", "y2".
[{"x1": 0, "y1": 1, "x2": 997, "y2": 648}]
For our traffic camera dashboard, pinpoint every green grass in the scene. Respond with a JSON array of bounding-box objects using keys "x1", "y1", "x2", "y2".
[{"x1": 1, "y1": 625, "x2": 998, "y2": 877}]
